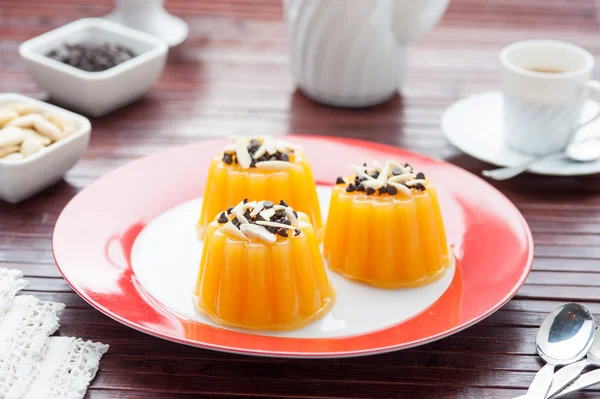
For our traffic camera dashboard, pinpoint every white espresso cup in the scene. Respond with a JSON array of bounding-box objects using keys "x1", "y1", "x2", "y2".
[{"x1": 501, "y1": 40, "x2": 600, "y2": 156}]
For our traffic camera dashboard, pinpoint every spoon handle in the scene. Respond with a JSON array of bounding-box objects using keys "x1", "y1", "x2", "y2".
[
  {"x1": 481, "y1": 153, "x2": 564, "y2": 181},
  {"x1": 553, "y1": 368, "x2": 600, "y2": 398},
  {"x1": 522, "y1": 363, "x2": 555, "y2": 399},
  {"x1": 546, "y1": 359, "x2": 591, "y2": 398}
]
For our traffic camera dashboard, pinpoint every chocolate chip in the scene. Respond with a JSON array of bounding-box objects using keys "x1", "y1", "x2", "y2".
[
  {"x1": 279, "y1": 200, "x2": 289, "y2": 207},
  {"x1": 243, "y1": 198, "x2": 248, "y2": 204},
  {"x1": 217, "y1": 212, "x2": 228, "y2": 223},
  {"x1": 392, "y1": 168, "x2": 402, "y2": 176},
  {"x1": 346, "y1": 184, "x2": 356, "y2": 192},
  {"x1": 356, "y1": 184, "x2": 365, "y2": 192},
  {"x1": 283, "y1": 219, "x2": 292, "y2": 226},
  {"x1": 294, "y1": 229, "x2": 301, "y2": 236},
  {"x1": 363, "y1": 162, "x2": 367, "y2": 167},
  {"x1": 277, "y1": 229, "x2": 288, "y2": 237},
  {"x1": 46, "y1": 42, "x2": 136, "y2": 72},
  {"x1": 250, "y1": 158, "x2": 257, "y2": 168},
  {"x1": 250, "y1": 138, "x2": 260, "y2": 147},
  {"x1": 336, "y1": 177, "x2": 345, "y2": 185},
  {"x1": 292, "y1": 210, "x2": 298, "y2": 218},
  {"x1": 275, "y1": 209, "x2": 287, "y2": 218},
  {"x1": 378, "y1": 187, "x2": 386, "y2": 195},
  {"x1": 416, "y1": 172, "x2": 425, "y2": 180},
  {"x1": 371, "y1": 172, "x2": 379, "y2": 179},
  {"x1": 416, "y1": 183, "x2": 426, "y2": 191},
  {"x1": 222, "y1": 154, "x2": 233, "y2": 165},
  {"x1": 280, "y1": 153, "x2": 289, "y2": 162},
  {"x1": 266, "y1": 226, "x2": 277, "y2": 234},
  {"x1": 243, "y1": 210, "x2": 252, "y2": 219},
  {"x1": 405, "y1": 163, "x2": 411, "y2": 168},
  {"x1": 227, "y1": 207, "x2": 233, "y2": 215},
  {"x1": 366, "y1": 187, "x2": 376, "y2": 195},
  {"x1": 231, "y1": 217, "x2": 239, "y2": 225},
  {"x1": 255, "y1": 214, "x2": 265, "y2": 222},
  {"x1": 263, "y1": 201, "x2": 274, "y2": 209},
  {"x1": 386, "y1": 185, "x2": 397, "y2": 195}
]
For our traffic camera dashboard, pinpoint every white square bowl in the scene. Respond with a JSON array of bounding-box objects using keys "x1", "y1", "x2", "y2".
[
  {"x1": 19, "y1": 18, "x2": 168, "y2": 117},
  {"x1": 0, "y1": 93, "x2": 91, "y2": 204}
]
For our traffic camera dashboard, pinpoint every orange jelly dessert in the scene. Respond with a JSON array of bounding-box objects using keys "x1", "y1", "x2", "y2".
[
  {"x1": 197, "y1": 136, "x2": 323, "y2": 240},
  {"x1": 195, "y1": 199, "x2": 335, "y2": 330},
  {"x1": 324, "y1": 160, "x2": 451, "y2": 288}
]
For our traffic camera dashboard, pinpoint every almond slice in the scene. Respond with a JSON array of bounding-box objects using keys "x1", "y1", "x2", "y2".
[
  {"x1": 34, "y1": 118, "x2": 64, "y2": 142},
  {"x1": 232, "y1": 202, "x2": 249, "y2": 224},
  {"x1": 223, "y1": 221, "x2": 249, "y2": 241},
  {"x1": 377, "y1": 165, "x2": 389, "y2": 184},
  {"x1": 21, "y1": 128, "x2": 51, "y2": 146},
  {"x1": 222, "y1": 143, "x2": 236, "y2": 154},
  {"x1": 255, "y1": 221, "x2": 297, "y2": 230},
  {"x1": 388, "y1": 182, "x2": 412, "y2": 196},
  {"x1": 264, "y1": 137, "x2": 277, "y2": 155},
  {"x1": 0, "y1": 109, "x2": 18, "y2": 127},
  {"x1": 250, "y1": 201, "x2": 264, "y2": 217},
  {"x1": 285, "y1": 207, "x2": 298, "y2": 226},
  {"x1": 20, "y1": 138, "x2": 45, "y2": 157},
  {"x1": 0, "y1": 127, "x2": 28, "y2": 147},
  {"x1": 388, "y1": 173, "x2": 416, "y2": 184},
  {"x1": 372, "y1": 161, "x2": 383, "y2": 172},
  {"x1": 275, "y1": 139, "x2": 303, "y2": 151},
  {"x1": 387, "y1": 160, "x2": 410, "y2": 174},
  {"x1": 240, "y1": 223, "x2": 276, "y2": 244},
  {"x1": 255, "y1": 160, "x2": 293, "y2": 170},
  {"x1": 349, "y1": 164, "x2": 374, "y2": 180},
  {"x1": 0, "y1": 145, "x2": 20, "y2": 158},
  {"x1": 235, "y1": 138, "x2": 252, "y2": 169},
  {"x1": 361, "y1": 179, "x2": 384, "y2": 189},
  {"x1": 253, "y1": 143, "x2": 267, "y2": 159},
  {"x1": 7, "y1": 113, "x2": 42, "y2": 129},
  {"x1": 259, "y1": 208, "x2": 275, "y2": 220}
]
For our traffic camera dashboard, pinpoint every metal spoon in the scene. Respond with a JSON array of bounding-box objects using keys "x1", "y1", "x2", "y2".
[
  {"x1": 546, "y1": 328, "x2": 600, "y2": 398},
  {"x1": 482, "y1": 136, "x2": 600, "y2": 181},
  {"x1": 515, "y1": 303, "x2": 596, "y2": 399}
]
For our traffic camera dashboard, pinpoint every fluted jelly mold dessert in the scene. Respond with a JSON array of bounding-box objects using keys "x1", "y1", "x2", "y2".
[
  {"x1": 197, "y1": 136, "x2": 323, "y2": 240},
  {"x1": 324, "y1": 160, "x2": 451, "y2": 288},
  {"x1": 195, "y1": 199, "x2": 335, "y2": 330}
]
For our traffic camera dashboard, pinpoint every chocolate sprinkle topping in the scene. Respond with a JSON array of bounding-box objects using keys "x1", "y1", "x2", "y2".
[
  {"x1": 339, "y1": 161, "x2": 428, "y2": 197},
  {"x1": 217, "y1": 212, "x2": 228, "y2": 223},
  {"x1": 222, "y1": 153, "x2": 233, "y2": 164},
  {"x1": 277, "y1": 229, "x2": 288, "y2": 237}
]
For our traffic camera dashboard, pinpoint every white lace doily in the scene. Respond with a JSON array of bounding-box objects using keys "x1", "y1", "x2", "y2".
[{"x1": 0, "y1": 268, "x2": 109, "y2": 399}]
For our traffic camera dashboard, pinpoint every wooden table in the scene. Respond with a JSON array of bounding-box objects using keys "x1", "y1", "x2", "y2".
[{"x1": 2, "y1": 0, "x2": 600, "y2": 397}]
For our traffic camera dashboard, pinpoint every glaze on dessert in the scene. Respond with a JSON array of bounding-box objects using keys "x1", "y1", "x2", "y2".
[
  {"x1": 197, "y1": 136, "x2": 323, "y2": 239},
  {"x1": 195, "y1": 199, "x2": 334, "y2": 330},
  {"x1": 324, "y1": 160, "x2": 451, "y2": 288}
]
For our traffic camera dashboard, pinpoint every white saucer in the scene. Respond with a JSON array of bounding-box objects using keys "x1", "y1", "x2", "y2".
[{"x1": 441, "y1": 91, "x2": 600, "y2": 176}]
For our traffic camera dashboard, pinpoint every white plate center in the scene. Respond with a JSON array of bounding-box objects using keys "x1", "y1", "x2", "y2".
[{"x1": 131, "y1": 186, "x2": 455, "y2": 339}]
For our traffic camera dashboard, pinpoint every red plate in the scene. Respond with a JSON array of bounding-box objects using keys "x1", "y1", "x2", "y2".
[{"x1": 53, "y1": 136, "x2": 533, "y2": 358}]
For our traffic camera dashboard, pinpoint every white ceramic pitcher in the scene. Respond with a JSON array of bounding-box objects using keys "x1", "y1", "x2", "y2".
[{"x1": 284, "y1": 0, "x2": 450, "y2": 107}]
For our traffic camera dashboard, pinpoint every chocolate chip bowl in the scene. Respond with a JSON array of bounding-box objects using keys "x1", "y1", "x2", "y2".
[{"x1": 19, "y1": 18, "x2": 168, "y2": 117}]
